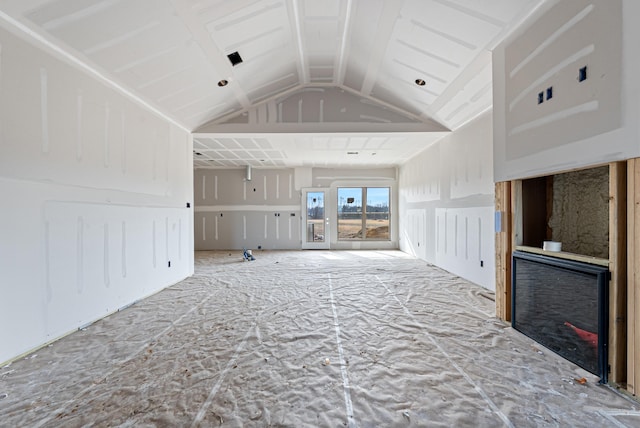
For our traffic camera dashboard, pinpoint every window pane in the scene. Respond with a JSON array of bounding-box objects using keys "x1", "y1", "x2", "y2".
[
  {"x1": 365, "y1": 187, "x2": 389, "y2": 239},
  {"x1": 338, "y1": 188, "x2": 362, "y2": 239},
  {"x1": 306, "y1": 192, "x2": 325, "y2": 242}
]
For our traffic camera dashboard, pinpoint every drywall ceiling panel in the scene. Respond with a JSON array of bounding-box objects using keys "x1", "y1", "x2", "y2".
[
  {"x1": 1, "y1": 0, "x2": 545, "y2": 167},
  {"x1": 304, "y1": 0, "x2": 340, "y2": 17},
  {"x1": 304, "y1": 20, "x2": 339, "y2": 53}
]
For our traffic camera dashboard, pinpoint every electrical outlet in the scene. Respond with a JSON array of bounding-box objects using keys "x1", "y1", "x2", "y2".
[
  {"x1": 168, "y1": 261, "x2": 171, "y2": 268},
  {"x1": 480, "y1": 260, "x2": 484, "y2": 267}
]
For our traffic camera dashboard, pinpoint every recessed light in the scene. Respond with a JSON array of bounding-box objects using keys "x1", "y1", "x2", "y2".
[
  {"x1": 195, "y1": 152, "x2": 202, "y2": 155},
  {"x1": 217, "y1": 79, "x2": 229, "y2": 87},
  {"x1": 415, "y1": 78, "x2": 426, "y2": 86}
]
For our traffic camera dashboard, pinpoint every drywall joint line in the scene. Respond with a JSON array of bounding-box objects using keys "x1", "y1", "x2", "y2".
[
  {"x1": 375, "y1": 275, "x2": 513, "y2": 428},
  {"x1": 40, "y1": 67, "x2": 49, "y2": 153},
  {"x1": 33, "y1": 285, "x2": 224, "y2": 428},
  {"x1": 328, "y1": 274, "x2": 356, "y2": 428},
  {"x1": 191, "y1": 325, "x2": 255, "y2": 427}
]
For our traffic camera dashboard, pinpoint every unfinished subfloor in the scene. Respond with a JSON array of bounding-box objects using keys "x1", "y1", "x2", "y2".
[{"x1": 1, "y1": 250, "x2": 639, "y2": 427}]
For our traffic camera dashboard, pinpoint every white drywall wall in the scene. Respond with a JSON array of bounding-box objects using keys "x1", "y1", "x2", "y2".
[
  {"x1": 194, "y1": 166, "x2": 398, "y2": 250},
  {"x1": 494, "y1": 0, "x2": 640, "y2": 181},
  {"x1": 399, "y1": 113, "x2": 495, "y2": 290},
  {"x1": 0, "y1": 24, "x2": 194, "y2": 364},
  {"x1": 194, "y1": 168, "x2": 301, "y2": 250}
]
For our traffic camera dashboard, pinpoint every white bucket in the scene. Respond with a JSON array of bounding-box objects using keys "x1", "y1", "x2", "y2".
[{"x1": 543, "y1": 241, "x2": 562, "y2": 252}]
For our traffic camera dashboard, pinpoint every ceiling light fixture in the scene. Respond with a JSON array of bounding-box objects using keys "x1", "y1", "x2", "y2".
[
  {"x1": 217, "y1": 79, "x2": 229, "y2": 87},
  {"x1": 415, "y1": 78, "x2": 426, "y2": 86}
]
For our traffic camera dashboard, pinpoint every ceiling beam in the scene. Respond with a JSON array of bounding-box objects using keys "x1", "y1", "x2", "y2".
[
  {"x1": 359, "y1": 0, "x2": 407, "y2": 95},
  {"x1": 288, "y1": 0, "x2": 309, "y2": 85},
  {"x1": 333, "y1": 0, "x2": 353, "y2": 86}
]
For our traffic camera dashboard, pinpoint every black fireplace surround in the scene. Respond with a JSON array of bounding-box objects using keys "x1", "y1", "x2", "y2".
[{"x1": 512, "y1": 251, "x2": 609, "y2": 382}]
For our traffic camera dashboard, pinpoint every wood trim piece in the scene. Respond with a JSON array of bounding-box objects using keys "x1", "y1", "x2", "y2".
[
  {"x1": 495, "y1": 181, "x2": 512, "y2": 321},
  {"x1": 628, "y1": 159, "x2": 640, "y2": 395},
  {"x1": 515, "y1": 245, "x2": 609, "y2": 267},
  {"x1": 609, "y1": 161, "x2": 627, "y2": 386}
]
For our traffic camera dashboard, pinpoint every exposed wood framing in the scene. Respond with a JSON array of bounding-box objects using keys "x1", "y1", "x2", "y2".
[
  {"x1": 609, "y1": 161, "x2": 627, "y2": 386},
  {"x1": 628, "y1": 159, "x2": 640, "y2": 395},
  {"x1": 512, "y1": 180, "x2": 523, "y2": 248},
  {"x1": 495, "y1": 181, "x2": 512, "y2": 321}
]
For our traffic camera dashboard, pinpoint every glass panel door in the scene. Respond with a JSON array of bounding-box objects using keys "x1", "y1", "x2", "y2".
[{"x1": 302, "y1": 190, "x2": 330, "y2": 249}]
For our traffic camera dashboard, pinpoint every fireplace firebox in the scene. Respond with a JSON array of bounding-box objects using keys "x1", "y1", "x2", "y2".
[{"x1": 512, "y1": 251, "x2": 609, "y2": 382}]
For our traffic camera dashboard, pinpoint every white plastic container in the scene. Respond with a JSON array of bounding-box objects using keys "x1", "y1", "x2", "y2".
[{"x1": 543, "y1": 241, "x2": 562, "y2": 252}]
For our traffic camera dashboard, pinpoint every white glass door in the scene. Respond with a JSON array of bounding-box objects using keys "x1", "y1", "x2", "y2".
[{"x1": 302, "y1": 189, "x2": 330, "y2": 249}]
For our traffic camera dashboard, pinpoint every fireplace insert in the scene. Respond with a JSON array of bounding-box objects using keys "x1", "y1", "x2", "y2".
[{"x1": 512, "y1": 251, "x2": 609, "y2": 382}]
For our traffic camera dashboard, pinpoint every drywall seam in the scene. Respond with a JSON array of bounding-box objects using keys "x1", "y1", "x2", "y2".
[
  {"x1": 121, "y1": 221, "x2": 127, "y2": 277},
  {"x1": 103, "y1": 224, "x2": 110, "y2": 287},
  {"x1": 509, "y1": 101, "x2": 599, "y2": 136},
  {"x1": 243, "y1": 216, "x2": 247, "y2": 240},
  {"x1": 152, "y1": 220, "x2": 157, "y2": 268},
  {"x1": 178, "y1": 219, "x2": 182, "y2": 260},
  {"x1": 120, "y1": 112, "x2": 126, "y2": 174},
  {"x1": 263, "y1": 176, "x2": 267, "y2": 200},
  {"x1": 104, "y1": 103, "x2": 110, "y2": 168},
  {"x1": 77, "y1": 217, "x2": 84, "y2": 293},
  {"x1": 76, "y1": 90, "x2": 82, "y2": 161},
  {"x1": 165, "y1": 217, "x2": 169, "y2": 263},
  {"x1": 510, "y1": 4, "x2": 594, "y2": 78},
  {"x1": 44, "y1": 221, "x2": 52, "y2": 303},
  {"x1": 195, "y1": 205, "x2": 300, "y2": 212},
  {"x1": 40, "y1": 67, "x2": 48, "y2": 153},
  {"x1": 289, "y1": 174, "x2": 293, "y2": 199}
]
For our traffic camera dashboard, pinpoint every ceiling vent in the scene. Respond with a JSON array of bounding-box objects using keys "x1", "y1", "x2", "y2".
[{"x1": 227, "y1": 51, "x2": 243, "y2": 66}]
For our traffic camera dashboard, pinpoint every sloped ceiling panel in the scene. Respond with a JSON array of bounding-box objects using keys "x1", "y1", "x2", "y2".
[{"x1": 342, "y1": 0, "x2": 543, "y2": 129}]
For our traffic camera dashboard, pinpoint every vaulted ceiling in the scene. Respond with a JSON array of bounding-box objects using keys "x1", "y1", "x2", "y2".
[{"x1": 0, "y1": 0, "x2": 545, "y2": 167}]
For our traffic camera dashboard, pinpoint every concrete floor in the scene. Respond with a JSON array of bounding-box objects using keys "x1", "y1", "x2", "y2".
[{"x1": 0, "y1": 250, "x2": 638, "y2": 427}]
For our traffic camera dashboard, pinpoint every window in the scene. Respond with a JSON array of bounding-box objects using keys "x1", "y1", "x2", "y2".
[{"x1": 338, "y1": 187, "x2": 390, "y2": 240}]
